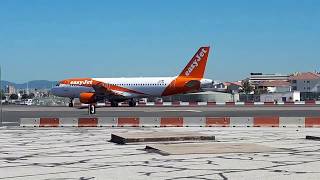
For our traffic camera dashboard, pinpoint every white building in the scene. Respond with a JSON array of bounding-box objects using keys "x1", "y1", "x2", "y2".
[
  {"x1": 247, "y1": 73, "x2": 291, "y2": 93},
  {"x1": 5, "y1": 85, "x2": 16, "y2": 95},
  {"x1": 256, "y1": 81, "x2": 291, "y2": 93},
  {"x1": 164, "y1": 91, "x2": 240, "y2": 102},
  {"x1": 290, "y1": 72, "x2": 320, "y2": 92},
  {"x1": 210, "y1": 81, "x2": 242, "y2": 93},
  {"x1": 260, "y1": 91, "x2": 300, "y2": 102},
  {"x1": 249, "y1": 73, "x2": 289, "y2": 86}
]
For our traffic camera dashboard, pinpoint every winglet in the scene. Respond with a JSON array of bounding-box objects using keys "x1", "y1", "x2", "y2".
[{"x1": 178, "y1": 46, "x2": 210, "y2": 79}]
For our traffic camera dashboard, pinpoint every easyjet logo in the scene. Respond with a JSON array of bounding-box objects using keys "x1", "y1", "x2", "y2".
[
  {"x1": 185, "y1": 48, "x2": 207, "y2": 76},
  {"x1": 70, "y1": 80, "x2": 92, "y2": 85}
]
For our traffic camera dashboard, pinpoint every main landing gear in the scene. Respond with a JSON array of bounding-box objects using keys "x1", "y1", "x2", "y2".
[
  {"x1": 68, "y1": 98, "x2": 74, "y2": 107},
  {"x1": 110, "y1": 100, "x2": 136, "y2": 107},
  {"x1": 129, "y1": 99, "x2": 136, "y2": 107},
  {"x1": 111, "y1": 101, "x2": 118, "y2": 107}
]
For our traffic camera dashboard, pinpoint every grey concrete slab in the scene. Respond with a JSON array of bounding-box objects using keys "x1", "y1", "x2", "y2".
[
  {"x1": 1, "y1": 127, "x2": 320, "y2": 179},
  {"x1": 110, "y1": 132, "x2": 215, "y2": 144},
  {"x1": 306, "y1": 135, "x2": 320, "y2": 141},
  {"x1": 146, "y1": 143, "x2": 283, "y2": 155}
]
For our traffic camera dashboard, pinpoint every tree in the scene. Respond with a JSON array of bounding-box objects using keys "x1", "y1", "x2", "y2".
[
  {"x1": 254, "y1": 88, "x2": 268, "y2": 95},
  {"x1": 241, "y1": 80, "x2": 254, "y2": 102},
  {"x1": 9, "y1": 94, "x2": 18, "y2": 100},
  {"x1": 21, "y1": 94, "x2": 29, "y2": 100},
  {"x1": 29, "y1": 93, "x2": 35, "y2": 99},
  {"x1": 0, "y1": 89, "x2": 5, "y2": 100},
  {"x1": 242, "y1": 80, "x2": 254, "y2": 94}
]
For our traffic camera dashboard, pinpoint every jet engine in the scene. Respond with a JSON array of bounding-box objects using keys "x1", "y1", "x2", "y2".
[{"x1": 79, "y1": 92, "x2": 96, "y2": 104}]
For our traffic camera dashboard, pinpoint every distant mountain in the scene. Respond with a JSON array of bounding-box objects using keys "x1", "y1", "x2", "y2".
[{"x1": 1, "y1": 80, "x2": 58, "y2": 90}]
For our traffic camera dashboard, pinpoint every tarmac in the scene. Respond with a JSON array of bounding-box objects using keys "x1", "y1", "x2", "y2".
[
  {"x1": 1, "y1": 127, "x2": 320, "y2": 180},
  {"x1": 2, "y1": 105, "x2": 320, "y2": 125}
]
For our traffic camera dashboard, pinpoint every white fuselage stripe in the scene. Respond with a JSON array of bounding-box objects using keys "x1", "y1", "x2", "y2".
[{"x1": 92, "y1": 77, "x2": 176, "y2": 97}]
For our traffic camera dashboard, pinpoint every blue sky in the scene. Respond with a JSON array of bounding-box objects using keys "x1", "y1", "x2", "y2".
[{"x1": 0, "y1": 0, "x2": 319, "y2": 83}]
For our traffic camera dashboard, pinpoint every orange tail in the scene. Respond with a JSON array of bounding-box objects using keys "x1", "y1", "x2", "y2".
[
  {"x1": 161, "y1": 46, "x2": 211, "y2": 96},
  {"x1": 178, "y1": 46, "x2": 210, "y2": 79}
]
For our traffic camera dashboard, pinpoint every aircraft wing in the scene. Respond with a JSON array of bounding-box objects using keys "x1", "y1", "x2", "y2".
[
  {"x1": 91, "y1": 80, "x2": 147, "y2": 100},
  {"x1": 91, "y1": 80, "x2": 126, "y2": 99}
]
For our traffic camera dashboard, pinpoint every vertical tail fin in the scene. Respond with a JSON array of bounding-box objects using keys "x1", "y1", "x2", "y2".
[{"x1": 179, "y1": 46, "x2": 210, "y2": 79}]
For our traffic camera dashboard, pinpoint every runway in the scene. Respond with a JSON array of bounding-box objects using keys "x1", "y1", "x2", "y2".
[{"x1": 2, "y1": 105, "x2": 320, "y2": 125}]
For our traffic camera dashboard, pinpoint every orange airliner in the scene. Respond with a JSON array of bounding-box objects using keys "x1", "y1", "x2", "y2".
[{"x1": 51, "y1": 46, "x2": 213, "y2": 109}]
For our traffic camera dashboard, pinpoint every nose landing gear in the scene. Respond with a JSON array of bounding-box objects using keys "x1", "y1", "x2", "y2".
[{"x1": 68, "y1": 98, "x2": 74, "y2": 107}]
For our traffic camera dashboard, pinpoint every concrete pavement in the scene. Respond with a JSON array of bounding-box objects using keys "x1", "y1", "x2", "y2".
[{"x1": 1, "y1": 127, "x2": 320, "y2": 179}]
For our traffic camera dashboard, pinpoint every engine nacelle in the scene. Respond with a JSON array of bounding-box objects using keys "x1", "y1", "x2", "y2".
[{"x1": 79, "y1": 92, "x2": 96, "y2": 104}]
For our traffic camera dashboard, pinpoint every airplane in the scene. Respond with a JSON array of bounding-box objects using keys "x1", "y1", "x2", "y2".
[{"x1": 51, "y1": 46, "x2": 213, "y2": 112}]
